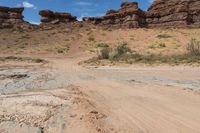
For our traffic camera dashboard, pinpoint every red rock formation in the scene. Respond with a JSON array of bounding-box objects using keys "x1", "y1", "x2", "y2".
[
  {"x1": 39, "y1": 10, "x2": 77, "y2": 24},
  {"x1": 0, "y1": 6, "x2": 25, "y2": 28},
  {"x1": 146, "y1": 0, "x2": 200, "y2": 27},
  {"x1": 1, "y1": 1, "x2": 199, "y2": 29},
  {"x1": 83, "y1": 2, "x2": 146, "y2": 28}
]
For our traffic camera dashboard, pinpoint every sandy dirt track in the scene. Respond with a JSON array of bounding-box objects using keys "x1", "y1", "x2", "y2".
[
  {"x1": 0, "y1": 55, "x2": 200, "y2": 133},
  {"x1": 52, "y1": 55, "x2": 200, "y2": 133}
]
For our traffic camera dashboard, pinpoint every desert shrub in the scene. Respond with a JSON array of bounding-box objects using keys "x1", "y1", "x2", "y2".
[
  {"x1": 116, "y1": 42, "x2": 131, "y2": 55},
  {"x1": 98, "y1": 42, "x2": 132, "y2": 60},
  {"x1": 92, "y1": 40, "x2": 200, "y2": 65},
  {"x1": 101, "y1": 33, "x2": 106, "y2": 36},
  {"x1": 57, "y1": 49, "x2": 64, "y2": 53},
  {"x1": 18, "y1": 28, "x2": 25, "y2": 33},
  {"x1": 187, "y1": 38, "x2": 200, "y2": 56},
  {"x1": 98, "y1": 47, "x2": 111, "y2": 59},
  {"x1": 157, "y1": 34, "x2": 172, "y2": 39},
  {"x1": 108, "y1": 42, "x2": 132, "y2": 60},
  {"x1": 57, "y1": 47, "x2": 68, "y2": 53},
  {"x1": 88, "y1": 36, "x2": 95, "y2": 42},
  {"x1": 149, "y1": 42, "x2": 166, "y2": 49},
  {"x1": 35, "y1": 58, "x2": 44, "y2": 63},
  {"x1": 96, "y1": 43, "x2": 109, "y2": 48},
  {"x1": 0, "y1": 56, "x2": 45, "y2": 63}
]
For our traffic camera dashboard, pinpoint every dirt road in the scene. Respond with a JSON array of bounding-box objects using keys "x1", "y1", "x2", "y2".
[{"x1": 1, "y1": 55, "x2": 200, "y2": 133}]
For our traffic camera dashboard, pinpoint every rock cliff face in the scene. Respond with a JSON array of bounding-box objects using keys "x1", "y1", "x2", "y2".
[
  {"x1": 146, "y1": 0, "x2": 200, "y2": 27},
  {"x1": 188, "y1": 0, "x2": 200, "y2": 26},
  {"x1": 83, "y1": 2, "x2": 146, "y2": 28},
  {"x1": 39, "y1": 10, "x2": 77, "y2": 25},
  {"x1": 0, "y1": 6, "x2": 25, "y2": 28},
  {"x1": 83, "y1": 0, "x2": 200, "y2": 28}
]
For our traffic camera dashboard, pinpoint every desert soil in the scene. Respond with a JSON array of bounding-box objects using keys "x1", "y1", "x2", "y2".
[{"x1": 0, "y1": 52, "x2": 200, "y2": 133}]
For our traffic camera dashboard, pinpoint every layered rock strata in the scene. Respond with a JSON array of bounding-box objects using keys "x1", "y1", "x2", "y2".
[
  {"x1": 146, "y1": 0, "x2": 200, "y2": 27},
  {"x1": 0, "y1": 6, "x2": 25, "y2": 28},
  {"x1": 83, "y1": 2, "x2": 146, "y2": 28}
]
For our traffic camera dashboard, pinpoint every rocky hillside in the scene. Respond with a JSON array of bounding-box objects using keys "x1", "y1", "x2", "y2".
[{"x1": 83, "y1": 2, "x2": 146, "y2": 28}]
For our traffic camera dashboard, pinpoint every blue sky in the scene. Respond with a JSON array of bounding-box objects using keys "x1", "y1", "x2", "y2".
[{"x1": 0, "y1": 0, "x2": 153, "y2": 24}]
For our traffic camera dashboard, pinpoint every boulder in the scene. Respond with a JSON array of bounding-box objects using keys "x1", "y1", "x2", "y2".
[
  {"x1": 39, "y1": 10, "x2": 54, "y2": 17},
  {"x1": 39, "y1": 10, "x2": 77, "y2": 24}
]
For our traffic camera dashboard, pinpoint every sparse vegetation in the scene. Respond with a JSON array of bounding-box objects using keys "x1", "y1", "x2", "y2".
[
  {"x1": 87, "y1": 42, "x2": 200, "y2": 65},
  {"x1": 44, "y1": 110, "x2": 53, "y2": 121},
  {"x1": 114, "y1": 54, "x2": 200, "y2": 65},
  {"x1": 157, "y1": 34, "x2": 172, "y2": 39},
  {"x1": 57, "y1": 49, "x2": 64, "y2": 53},
  {"x1": 187, "y1": 38, "x2": 200, "y2": 56},
  {"x1": 116, "y1": 42, "x2": 131, "y2": 55},
  {"x1": 88, "y1": 36, "x2": 95, "y2": 42},
  {"x1": 101, "y1": 33, "x2": 106, "y2": 36},
  {"x1": 18, "y1": 28, "x2": 25, "y2": 33},
  {"x1": 0, "y1": 56, "x2": 46, "y2": 63},
  {"x1": 87, "y1": 52, "x2": 200, "y2": 65},
  {"x1": 57, "y1": 48, "x2": 66, "y2": 53},
  {"x1": 149, "y1": 42, "x2": 166, "y2": 49},
  {"x1": 98, "y1": 42, "x2": 131, "y2": 60},
  {"x1": 98, "y1": 46, "x2": 111, "y2": 59},
  {"x1": 96, "y1": 43, "x2": 109, "y2": 48}
]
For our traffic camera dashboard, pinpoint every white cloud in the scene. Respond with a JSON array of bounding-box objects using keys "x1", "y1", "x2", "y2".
[
  {"x1": 29, "y1": 21, "x2": 40, "y2": 25},
  {"x1": 77, "y1": 12, "x2": 89, "y2": 21},
  {"x1": 75, "y1": 1, "x2": 98, "y2": 7},
  {"x1": 22, "y1": 1, "x2": 37, "y2": 9},
  {"x1": 77, "y1": 12, "x2": 104, "y2": 21}
]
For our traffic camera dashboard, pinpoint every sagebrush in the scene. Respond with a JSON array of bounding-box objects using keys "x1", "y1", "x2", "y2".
[{"x1": 187, "y1": 38, "x2": 200, "y2": 56}]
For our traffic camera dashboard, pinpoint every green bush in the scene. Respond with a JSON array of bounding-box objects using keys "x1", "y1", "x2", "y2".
[
  {"x1": 187, "y1": 38, "x2": 200, "y2": 56},
  {"x1": 98, "y1": 47, "x2": 110, "y2": 59},
  {"x1": 98, "y1": 42, "x2": 132, "y2": 60},
  {"x1": 109, "y1": 42, "x2": 131, "y2": 60},
  {"x1": 92, "y1": 41, "x2": 200, "y2": 65}
]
